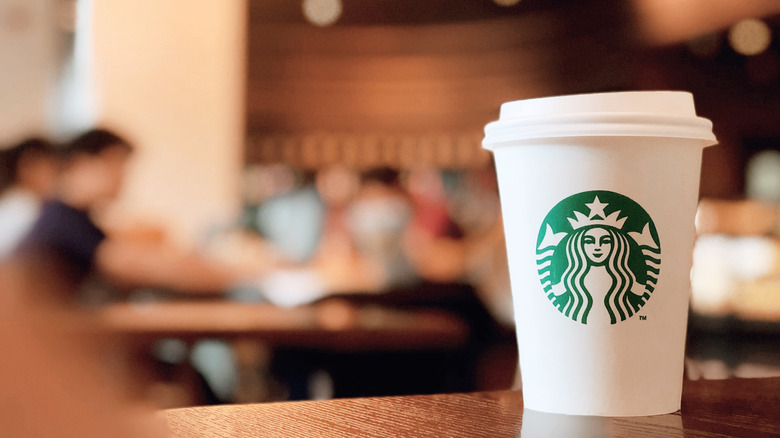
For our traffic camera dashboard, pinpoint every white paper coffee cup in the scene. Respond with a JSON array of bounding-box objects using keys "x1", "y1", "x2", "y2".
[{"x1": 482, "y1": 91, "x2": 717, "y2": 416}]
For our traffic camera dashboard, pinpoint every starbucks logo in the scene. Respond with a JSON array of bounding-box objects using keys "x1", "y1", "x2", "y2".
[{"x1": 536, "y1": 190, "x2": 661, "y2": 325}]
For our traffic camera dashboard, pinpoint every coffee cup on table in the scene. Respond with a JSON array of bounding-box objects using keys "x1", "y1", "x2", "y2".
[{"x1": 482, "y1": 91, "x2": 717, "y2": 416}]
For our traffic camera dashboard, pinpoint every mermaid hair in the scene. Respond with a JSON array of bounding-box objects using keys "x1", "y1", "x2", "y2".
[
  {"x1": 559, "y1": 229, "x2": 592, "y2": 323},
  {"x1": 602, "y1": 227, "x2": 639, "y2": 324}
]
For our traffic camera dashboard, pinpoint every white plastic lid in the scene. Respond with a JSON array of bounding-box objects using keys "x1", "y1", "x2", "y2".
[{"x1": 482, "y1": 91, "x2": 717, "y2": 149}]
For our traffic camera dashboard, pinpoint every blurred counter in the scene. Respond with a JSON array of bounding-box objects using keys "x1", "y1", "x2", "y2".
[{"x1": 691, "y1": 198, "x2": 780, "y2": 324}]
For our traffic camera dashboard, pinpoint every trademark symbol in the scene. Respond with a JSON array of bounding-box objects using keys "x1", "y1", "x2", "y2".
[{"x1": 639, "y1": 315, "x2": 647, "y2": 321}]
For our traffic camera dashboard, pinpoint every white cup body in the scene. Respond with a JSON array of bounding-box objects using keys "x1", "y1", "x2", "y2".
[{"x1": 483, "y1": 92, "x2": 716, "y2": 416}]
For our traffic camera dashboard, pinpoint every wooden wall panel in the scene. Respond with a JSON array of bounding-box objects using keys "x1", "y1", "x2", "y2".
[{"x1": 245, "y1": 0, "x2": 638, "y2": 168}]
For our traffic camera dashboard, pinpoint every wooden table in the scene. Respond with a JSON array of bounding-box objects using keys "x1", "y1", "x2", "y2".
[
  {"x1": 164, "y1": 377, "x2": 780, "y2": 437},
  {"x1": 96, "y1": 300, "x2": 469, "y2": 351}
]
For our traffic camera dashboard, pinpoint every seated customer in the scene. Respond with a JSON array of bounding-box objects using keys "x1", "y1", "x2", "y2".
[
  {"x1": 0, "y1": 137, "x2": 59, "y2": 258},
  {"x1": 14, "y1": 128, "x2": 270, "y2": 403},
  {"x1": 16, "y1": 128, "x2": 258, "y2": 301}
]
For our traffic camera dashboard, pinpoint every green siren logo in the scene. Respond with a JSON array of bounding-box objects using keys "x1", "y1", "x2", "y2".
[{"x1": 536, "y1": 190, "x2": 660, "y2": 325}]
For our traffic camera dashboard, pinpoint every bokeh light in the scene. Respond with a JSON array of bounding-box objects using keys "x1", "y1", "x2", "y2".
[
  {"x1": 728, "y1": 19, "x2": 772, "y2": 56},
  {"x1": 302, "y1": 0, "x2": 343, "y2": 27},
  {"x1": 492, "y1": 0, "x2": 522, "y2": 6},
  {"x1": 746, "y1": 149, "x2": 780, "y2": 202}
]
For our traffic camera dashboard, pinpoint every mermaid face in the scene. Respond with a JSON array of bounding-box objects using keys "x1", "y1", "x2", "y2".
[{"x1": 582, "y1": 227, "x2": 612, "y2": 265}]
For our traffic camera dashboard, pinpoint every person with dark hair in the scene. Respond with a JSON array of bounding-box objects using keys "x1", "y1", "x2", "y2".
[
  {"x1": 16, "y1": 128, "x2": 259, "y2": 299},
  {"x1": 15, "y1": 127, "x2": 279, "y2": 403},
  {"x1": 0, "y1": 137, "x2": 59, "y2": 257},
  {"x1": 60, "y1": 128, "x2": 132, "y2": 159}
]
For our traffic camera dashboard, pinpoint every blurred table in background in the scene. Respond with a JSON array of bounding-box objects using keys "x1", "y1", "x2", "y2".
[
  {"x1": 94, "y1": 299, "x2": 475, "y2": 406},
  {"x1": 163, "y1": 377, "x2": 780, "y2": 437},
  {"x1": 96, "y1": 300, "x2": 468, "y2": 350}
]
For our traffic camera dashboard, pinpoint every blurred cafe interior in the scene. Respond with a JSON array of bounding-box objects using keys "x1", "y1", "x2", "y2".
[{"x1": 2, "y1": 0, "x2": 780, "y2": 419}]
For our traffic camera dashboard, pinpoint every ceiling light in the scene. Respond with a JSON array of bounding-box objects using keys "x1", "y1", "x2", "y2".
[
  {"x1": 302, "y1": 0, "x2": 342, "y2": 27},
  {"x1": 728, "y1": 19, "x2": 772, "y2": 56}
]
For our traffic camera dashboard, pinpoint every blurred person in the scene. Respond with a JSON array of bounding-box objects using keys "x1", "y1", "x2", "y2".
[
  {"x1": 465, "y1": 218, "x2": 514, "y2": 330},
  {"x1": 13, "y1": 128, "x2": 272, "y2": 403},
  {"x1": 335, "y1": 167, "x2": 509, "y2": 395},
  {"x1": 455, "y1": 163, "x2": 517, "y2": 388},
  {"x1": 346, "y1": 167, "x2": 417, "y2": 291},
  {"x1": 401, "y1": 162, "x2": 514, "y2": 328},
  {"x1": 399, "y1": 166, "x2": 516, "y2": 390},
  {"x1": 0, "y1": 137, "x2": 59, "y2": 258},
  {"x1": 15, "y1": 128, "x2": 260, "y2": 301},
  {"x1": 252, "y1": 166, "x2": 324, "y2": 265},
  {"x1": 457, "y1": 162, "x2": 514, "y2": 328},
  {"x1": 268, "y1": 167, "x2": 417, "y2": 401},
  {"x1": 308, "y1": 165, "x2": 382, "y2": 293},
  {"x1": 405, "y1": 167, "x2": 460, "y2": 238},
  {"x1": 401, "y1": 167, "x2": 468, "y2": 284}
]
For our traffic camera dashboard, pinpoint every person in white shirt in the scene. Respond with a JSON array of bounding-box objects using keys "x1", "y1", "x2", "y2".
[{"x1": 0, "y1": 138, "x2": 58, "y2": 258}]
